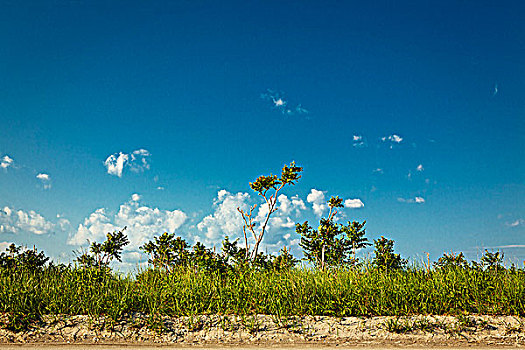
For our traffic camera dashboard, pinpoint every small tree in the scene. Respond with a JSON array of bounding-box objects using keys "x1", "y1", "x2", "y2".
[
  {"x1": 298, "y1": 196, "x2": 370, "y2": 269},
  {"x1": 221, "y1": 235, "x2": 250, "y2": 267},
  {"x1": 0, "y1": 244, "x2": 49, "y2": 270},
  {"x1": 271, "y1": 246, "x2": 299, "y2": 271},
  {"x1": 480, "y1": 249, "x2": 504, "y2": 272},
  {"x1": 140, "y1": 232, "x2": 191, "y2": 271},
  {"x1": 237, "y1": 161, "x2": 302, "y2": 262},
  {"x1": 372, "y1": 236, "x2": 406, "y2": 271},
  {"x1": 192, "y1": 241, "x2": 227, "y2": 272},
  {"x1": 75, "y1": 227, "x2": 129, "y2": 269},
  {"x1": 433, "y1": 251, "x2": 469, "y2": 269},
  {"x1": 141, "y1": 233, "x2": 228, "y2": 272},
  {"x1": 221, "y1": 235, "x2": 272, "y2": 270},
  {"x1": 341, "y1": 220, "x2": 370, "y2": 266}
]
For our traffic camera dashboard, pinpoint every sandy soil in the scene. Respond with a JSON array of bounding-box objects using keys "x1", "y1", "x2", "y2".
[
  {"x1": 0, "y1": 314, "x2": 524, "y2": 348},
  {"x1": 0, "y1": 347, "x2": 523, "y2": 350}
]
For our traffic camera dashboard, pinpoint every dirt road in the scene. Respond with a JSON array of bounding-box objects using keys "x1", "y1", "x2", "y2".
[{"x1": 0, "y1": 346, "x2": 523, "y2": 350}]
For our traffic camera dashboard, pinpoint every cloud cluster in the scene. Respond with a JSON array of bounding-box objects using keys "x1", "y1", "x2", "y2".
[
  {"x1": 306, "y1": 189, "x2": 328, "y2": 216},
  {"x1": 352, "y1": 135, "x2": 367, "y2": 148},
  {"x1": 36, "y1": 173, "x2": 51, "y2": 189},
  {"x1": 1, "y1": 154, "x2": 54, "y2": 190},
  {"x1": 381, "y1": 134, "x2": 404, "y2": 149},
  {"x1": 307, "y1": 189, "x2": 365, "y2": 215},
  {"x1": 1, "y1": 155, "x2": 14, "y2": 170},
  {"x1": 344, "y1": 198, "x2": 364, "y2": 209},
  {"x1": 351, "y1": 133, "x2": 406, "y2": 149},
  {"x1": 197, "y1": 190, "x2": 307, "y2": 248},
  {"x1": 397, "y1": 196, "x2": 425, "y2": 204},
  {"x1": 68, "y1": 194, "x2": 187, "y2": 250},
  {"x1": 381, "y1": 134, "x2": 403, "y2": 143},
  {"x1": 104, "y1": 149, "x2": 151, "y2": 177},
  {"x1": 260, "y1": 89, "x2": 309, "y2": 116},
  {"x1": 255, "y1": 194, "x2": 307, "y2": 232},
  {"x1": 0, "y1": 206, "x2": 56, "y2": 235},
  {"x1": 197, "y1": 190, "x2": 251, "y2": 245}
]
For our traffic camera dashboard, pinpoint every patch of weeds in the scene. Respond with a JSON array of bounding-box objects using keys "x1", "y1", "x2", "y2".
[
  {"x1": 219, "y1": 315, "x2": 238, "y2": 332},
  {"x1": 242, "y1": 315, "x2": 262, "y2": 334},
  {"x1": 413, "y1": 317, "x2": 433, "y2": 332},
  {"x1": 383, "y1": 317, "x2": 413, "y2": 334},
  {"x1": 104, "y1": 317, "x2": 118, "y2": 332},
  {"x1": 184, "y1": 315, "x2": 204, "y2": 332},
  {"x1": 413, "y1": 316, "x2": 447, "y2": 333},
  {"x1": 146, "y1": 313, "x2": 166, "y2": 334},
  {"x1": 433, "y1": 318, "x2": 452, "y2": 333},
  {"x1": 455, "y1": 314, "x2": 478, "y2": 333},
  {"x1": 2, "y1": 312, "x2": 39, "y2": 333}
]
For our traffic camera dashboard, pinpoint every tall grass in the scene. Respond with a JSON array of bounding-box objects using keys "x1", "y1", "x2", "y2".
[{"x1": 1, "y1": 265, "x2": 524, "y2": 323}]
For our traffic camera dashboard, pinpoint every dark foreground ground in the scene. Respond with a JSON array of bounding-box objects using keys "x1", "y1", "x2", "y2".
[{"x1": 0, "y1": 346, "x2": 524, "y2": 350}]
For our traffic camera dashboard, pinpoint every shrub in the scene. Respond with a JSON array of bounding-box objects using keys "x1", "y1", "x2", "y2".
[
  {"x1": 372, "y1": 236, "x2": 406, "y2": 271},
  {"x1": 75, "y1": 227, "x2": 129, "y2": 269},
  {"x1": 297, "y1": 196, "x2": 370, "y2": 269},
  {"x1": 0, "y1": 244, "x2": 49, "y2": 270}
]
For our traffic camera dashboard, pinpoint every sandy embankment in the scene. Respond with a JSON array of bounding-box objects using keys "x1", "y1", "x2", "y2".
[{"x1": 0, "y1": 314, "x2": 524, "y2": 348}]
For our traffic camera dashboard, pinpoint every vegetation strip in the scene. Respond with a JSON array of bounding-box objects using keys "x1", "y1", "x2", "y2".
[{"x1": 1, "y1": 162, "x2": 523, "y2": 342}]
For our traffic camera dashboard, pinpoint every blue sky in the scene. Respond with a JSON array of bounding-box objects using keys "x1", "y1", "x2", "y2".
[{"x1": 1, "y1": 1, "x2": 524, "y2": 269}]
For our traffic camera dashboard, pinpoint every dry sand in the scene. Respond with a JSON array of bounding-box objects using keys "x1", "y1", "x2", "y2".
[{"x1": 1, "y1": 314, "x2": 524, "y2": 348}]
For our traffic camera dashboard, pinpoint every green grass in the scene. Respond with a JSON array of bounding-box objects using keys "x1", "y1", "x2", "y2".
[{"x1": 1, "y1": 265, "x2": 524, "y2": 331}]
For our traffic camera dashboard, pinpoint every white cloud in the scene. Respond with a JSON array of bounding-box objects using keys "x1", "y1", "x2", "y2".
[
  {"x1": 274, "y1": 98, "x2": 285, "y2": 107},
  {"x1": 36, "y1": 173, "x2": 51, "y2": 189},
  {"x1": 307, "y1": 189, "x2": 327, "y2": 216},
  {"x1": 389, "y1": 134, "x2": 403, "y2": 143},
  {"x1": 0, "y1": 241, "x2": 13, "y2": 252},
  {"x1": 131, "y1": 193, "x2": 141, "y2": 202},
  {"x1": 507, "y1": 219, "x2": 524, "y2": 228},
  {"x1": 397, "y1": 196, "x2": 425, "y2": 204},
  {"x1": 104, "y1": 152, "x2": 129, "y2": 177},
  {"x1": 36, "y1": 173, "x2": 49, "y2": 181},
  {"x1": 352, "y1": 135, "x2": 367, "y2": 148},
  {"x1": 277, "y1": 194, "x2": 306, "y2": 216},
  {"x1": 488, "y1": 244, "x2": 525, "y2": 249},
  {"x1": 1, "y1": 155, "x2": 14, "y2": 169},
  {"x1": 68, "y1": 195, "x2": 187, "y2": 249},
  {"x1": 415, "y1": 196, "x2": 425, "y2": 203},
  {"x1": 381, "y1": 134, "x2": 404, "y2": 148},
  {"x1": 260, "y1": 89, "x2": 309, "y2": 116},
  {"x1": 0, "y1": 206, "x2": 54, "y2": 235},
  {"x1": 104, "y1": 149, "x2": 151, "y2": 177},
  {"x1": 129, "y1": 149, "x2": 151, "y2": 172},
  {"x1": 416, "y1": 164, "x2": 424, "y2": 172},
  {"x1": 197, "y1": 190, "x2": 251, "y2": 245},
  {"x1": 196, "y1": 190, "x2": 306, "y2": 249},
  {"x1": 255, "y1": 194, "x2": 306, "y2": 231},
  {"x1": 344, "y1": 198, "x2": 364, "y2": 209}
]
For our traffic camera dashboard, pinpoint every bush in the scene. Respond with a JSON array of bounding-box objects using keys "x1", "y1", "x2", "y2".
[
  {"x1": 372, "y1": 236, "x2": 406, "y2": 271},
  {"x1": 297, "y1": 196, "x2": 370, "y2": 269}
]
